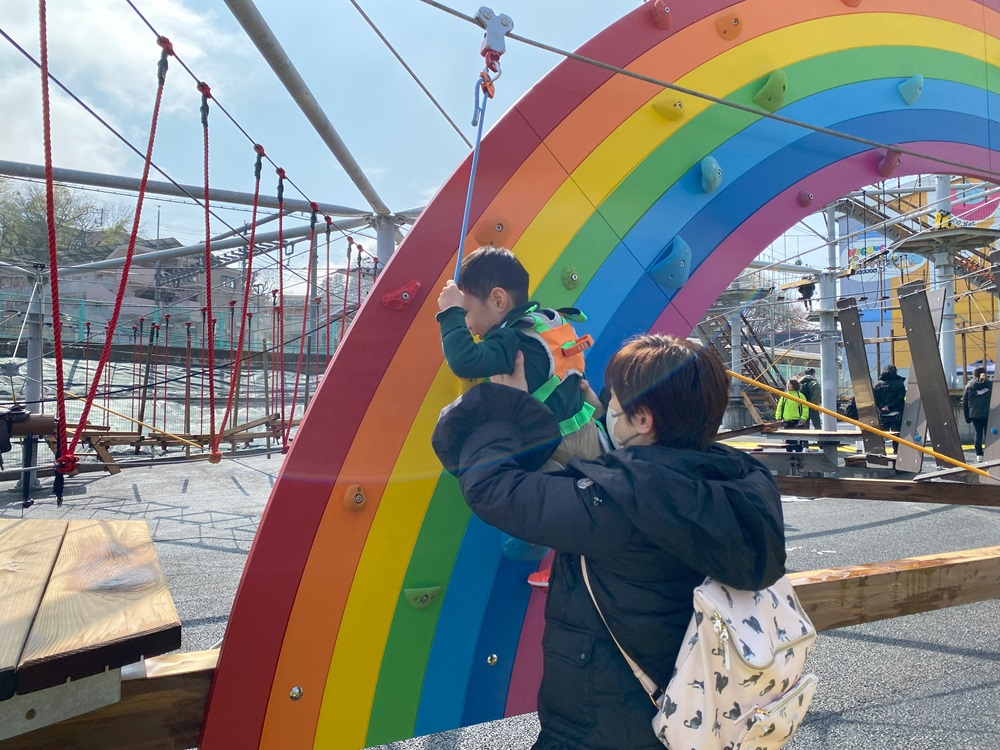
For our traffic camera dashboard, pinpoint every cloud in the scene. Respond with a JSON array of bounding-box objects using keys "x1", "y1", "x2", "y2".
[{"x1": 0, "y1": 0, "x2": 249, "y2": 174}]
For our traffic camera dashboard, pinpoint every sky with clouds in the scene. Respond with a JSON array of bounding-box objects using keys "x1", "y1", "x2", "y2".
[{"x1": 0, "y1": 0, "x2": 637, "y2": 258}]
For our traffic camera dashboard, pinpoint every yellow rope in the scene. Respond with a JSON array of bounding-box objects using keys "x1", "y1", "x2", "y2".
[
  {"x1": 728, "y1": 370, "x2": 991, "y2": 479},
  {"x1": 64, "y1": 390, "x2": 202, "y2": 449}
]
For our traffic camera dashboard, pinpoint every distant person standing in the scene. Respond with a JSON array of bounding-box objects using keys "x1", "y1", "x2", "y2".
[
  {"x1": 873, "y1": 364, "x2": 906, "y2": 433},
  {"x1": 963, "y1": 366, "x2": 993, "y2": 462},
  {"x1": 775, "y1": 379, "x2": 809, "y2": 452},
  {"x1": 798, "y1": 368, "x2": 822, "y2": 429},
  {"x1": 798, "y1": 277, "x2": 816, "y2": 311}
]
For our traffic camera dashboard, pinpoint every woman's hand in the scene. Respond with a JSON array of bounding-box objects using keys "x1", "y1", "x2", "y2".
[
  {"x1": 581, "y1": 378, "x2": 605, "y2": 418},
  {"x1": 493, "y1": 351, "x2": 529, "y2": 392}
]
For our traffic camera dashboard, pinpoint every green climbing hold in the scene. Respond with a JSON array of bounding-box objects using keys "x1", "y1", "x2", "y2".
[
  {"x1": 562, "y1": 266, "x2": 581, "y2": 290},
  {"x1": 753, "y1": 70, "x2": 787, "y2": 112},
  {"x1": 404, "y1": 586, "x2": 442, "y2": 610}
]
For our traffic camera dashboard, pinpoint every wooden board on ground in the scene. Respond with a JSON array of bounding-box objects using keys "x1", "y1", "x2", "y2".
[
  {"x1": 790, "y1": 546, "x2": 1000, "y2": 631},
  {"x1": 0, "y1": 521, "x2": 67, "y2": 701},
  {"x1": 776, "y1": 476, "x2": 1000, "y2": 506},
  {"x1": 14, "y1": 521, "x2": 181, "y2": 695}
]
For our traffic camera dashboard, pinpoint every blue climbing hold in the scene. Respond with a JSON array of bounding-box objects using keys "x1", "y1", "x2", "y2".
[
  {"x1": 650, "y1": 236, "x2": 692, "y2": 289},
  {"x1": 992, "y1": 427, "x2": 998, "y2": 435},
  {"x1": 701, "y1": 156, "x2": 723, "y2": 193},
  {"x1": 501, "y1": 533, "x2": 548, "y2": 562},
  {"x1": 898, "y1": 75, "x2": 923, "y2": 105}
]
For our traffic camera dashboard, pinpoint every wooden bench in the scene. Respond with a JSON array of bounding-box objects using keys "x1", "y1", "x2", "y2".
[{"x1": 0, "y1": 520, "x2": 180, "y2": 741}]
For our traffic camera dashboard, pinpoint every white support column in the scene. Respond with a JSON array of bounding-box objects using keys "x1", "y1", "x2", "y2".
[
  {"x1": 933, "y1": 175, "x2": 957, "y2": 388},
  {"x1": 819, "y1": 204, "x2": 839, "y2": 430}
]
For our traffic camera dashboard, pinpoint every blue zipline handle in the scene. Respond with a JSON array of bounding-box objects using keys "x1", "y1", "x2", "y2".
[{"x1": 454, "y1": 77, "x2": 491, "y2": 282}]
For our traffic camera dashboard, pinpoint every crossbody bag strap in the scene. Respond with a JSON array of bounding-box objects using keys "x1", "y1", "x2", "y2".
[{"x1": 580, "y1": 556, "x2": 661, "y2": 701}]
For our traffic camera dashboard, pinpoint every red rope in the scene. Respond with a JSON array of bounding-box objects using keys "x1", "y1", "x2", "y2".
[
  {"x1": 67, "y1": 35, "x2": 173, "y2": 460},
  {"x1": 37, "y1": 0, "x2": 72, "y2": 472},
  {"x1": 211, "y1": 145, "x2": 265, "y2": 457},
  {"x1": 198, "y1": 81, "x2": 220, "y2": 462},
  {"x1": 275, "y1": 169, "x2": 288, "y2": 451},
  {"x1": 283, "y1": 203, "x2": 319, "y2": 448}
]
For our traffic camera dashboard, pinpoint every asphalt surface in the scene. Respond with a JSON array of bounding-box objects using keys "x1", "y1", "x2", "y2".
[{"x1": 2, "y1": 445, "x2": 997, "y2": 750}]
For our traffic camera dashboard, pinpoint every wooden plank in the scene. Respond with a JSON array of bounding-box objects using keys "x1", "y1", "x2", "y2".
[
  {"x1": 0, "y1": 651, "x2": 216, "y2": 750},
  {"x1": 0, "y1": 521, "x2": 67, "y2": 701},
  {"x1": 217, "y1": 413, "x2": 280, "y2": 439},
  {"x1": 790, "y1": 546, "x2": 1000, "y2": 631},
  {"x1": 897, "y1": 280, "x2": 966, "y2": 465},
  {"x1": 776, "y1": 475, "x2": 1000, "y2": 506},
  {"x1": 15, "y1": 521, "x2": 181, "y2": 695},
  {"x1": 895, "y1": 288, "x2": 945, "y2": 473},
  {"x1": 837, "y1": 297, "x2": 886, "y2": 455},
  {"x1": 90, "y1": 442, "x2": 120, "y2": 476}
]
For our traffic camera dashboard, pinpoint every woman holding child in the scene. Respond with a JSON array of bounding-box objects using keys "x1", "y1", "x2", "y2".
[{"x1": 432, "y1": 333, "x2": 786, "y2": 749}]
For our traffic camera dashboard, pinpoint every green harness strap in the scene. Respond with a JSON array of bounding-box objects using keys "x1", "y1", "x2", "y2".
[{"x1": 531, "y1": 374, "x2": 596, "y2": 437}]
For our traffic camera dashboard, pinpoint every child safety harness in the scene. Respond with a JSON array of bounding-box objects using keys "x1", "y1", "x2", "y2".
[{"x1": 509, "y1": 305, "x2": 595, "y2": 436}]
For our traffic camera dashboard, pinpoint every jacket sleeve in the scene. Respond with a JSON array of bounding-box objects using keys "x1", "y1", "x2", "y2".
[
  {"x1": 437, "y1": 307, "x2": 521, "y2": 379},
  {"x1": 775, "y1": 397, "x2": 785, "y2": 421},
  {"x1": 457, "y1": 424, "x2": 633, "y2": 559},
  {"x1": 963, "y1": 385, "x2": 971, "y2": 421}
]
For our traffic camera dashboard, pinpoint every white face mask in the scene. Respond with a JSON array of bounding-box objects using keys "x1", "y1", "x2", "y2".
[{"x1": 605, "y1": 407, "x2": 640, "y2": 451}]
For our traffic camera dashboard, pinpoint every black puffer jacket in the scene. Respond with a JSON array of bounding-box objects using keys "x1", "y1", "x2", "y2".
[
  {"x1": 873, "y1": 370, "x2": 906, "y2": 413},
  {"x1": 432, "y1": 384, "x2": 786, "y2": 750}
]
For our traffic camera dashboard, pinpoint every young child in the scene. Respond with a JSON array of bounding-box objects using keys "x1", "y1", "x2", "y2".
[{"x1": 437, "y1": 247, "x2": 604, "y2": 587}]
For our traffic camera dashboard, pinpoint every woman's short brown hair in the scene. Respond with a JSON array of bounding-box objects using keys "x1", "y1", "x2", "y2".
[{"x1": 605, "y1": 334, "x2": 730, "y2": 450}]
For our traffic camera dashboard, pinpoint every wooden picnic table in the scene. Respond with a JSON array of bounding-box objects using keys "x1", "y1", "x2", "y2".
[{"x1": 0, "y1": 519, "x2": 180, "y2": 741}]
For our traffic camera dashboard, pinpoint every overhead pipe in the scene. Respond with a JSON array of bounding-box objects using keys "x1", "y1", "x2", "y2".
[
  {"x1": 223, "y1": 0, "x2": 392, "y2": 218},
  {"x1": 0, "y1": 159, "x2": 368, "y2": 217},
  {"x1": 60, "y1": 217, "x2": 370, "y2": 274}
]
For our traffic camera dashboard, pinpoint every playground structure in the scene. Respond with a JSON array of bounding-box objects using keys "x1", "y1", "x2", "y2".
[{"x1": 1, "y1": 1, "x2": 1000, "y2": 749}]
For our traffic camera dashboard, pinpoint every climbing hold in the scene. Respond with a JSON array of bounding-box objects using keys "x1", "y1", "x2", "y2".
[
  {"x1": 991, "y1": 427, "x2": 998, "y2": 435},
  {"x1": 652, "y1": 94, "x2": 685, "y2": 121},
  {"x1": 715, "y1": 13, "x2": 742, "y2": 41},
  {"x1": 649, "y1": 236, "x2": 692, "y2": 289},
  {"x1": 382, "y1": 279, "x2": 422, "y2": 311},
  {"x1": 841, "y1": 0, "x2": 862, "y2": 6},
  {"x1": 898, "y1": 75, "x2": 923, "y2": 105},
  {"x1": 289, "y1": 687, "x2": 303, "y2": 701},
  {"x1": 344, "y1": 484, "x2": 367, "y2": 511},
  {"x1": 501, "y1": 533, "x2": 549, "y2": 562},
  {"x1": 753, "y1": 70, "x2": 787, "y2": 112},
  {"x1": 404, "y1": 586, "x2": 442, "y2": 610},
  {"x1": 562, "y1": 266, "x2": 581, "y2": 290},
  {"x1": 797, "y1": 191, "x2": 814, "y2": 208},
  {"x1": 700, "y1": 157, "x2": 722, "y2": 193},
  {"x1": 878, "y1": 149, "x2": 902, "y2": 178},
  {"x1": 474, "y1": 215, "x2": 511, "y2": 247},
  {"x1": 486, "y1": 654, "x2": 499, "y2": 666},
  {"x1": 650, "y1": 0, "x2": 671, "y2": 30}
]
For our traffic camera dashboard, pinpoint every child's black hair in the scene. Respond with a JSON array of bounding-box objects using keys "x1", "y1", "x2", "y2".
[{"x1": 457, "y1": 247, "x2": 529, "y2": 305}]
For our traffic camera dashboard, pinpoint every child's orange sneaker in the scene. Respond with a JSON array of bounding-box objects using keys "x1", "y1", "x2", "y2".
[{"x1": 527, "y1": 568, "x2": 550, "y2": 589}]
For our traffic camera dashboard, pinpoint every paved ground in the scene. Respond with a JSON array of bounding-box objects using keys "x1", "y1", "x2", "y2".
[{"x1": 2, "y1": 443, "x2": 997, "y2": 750}]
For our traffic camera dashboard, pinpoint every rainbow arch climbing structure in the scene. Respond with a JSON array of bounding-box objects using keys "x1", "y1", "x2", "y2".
[{"x1": 201, "y1": 1, "x2": 1000, "y2": 747}]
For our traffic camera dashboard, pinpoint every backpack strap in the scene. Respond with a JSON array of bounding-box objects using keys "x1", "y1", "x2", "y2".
[{"x1": 581, "y1": 556, "x2": 661, "y2": 703}]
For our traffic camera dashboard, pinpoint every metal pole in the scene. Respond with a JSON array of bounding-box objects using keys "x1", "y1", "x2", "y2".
[
  {"x1": 20, "y1": 273, "x2": 44, "y2": 501},
  {"x1": 62, "y1": 218, "x2": 370, "y2": 274},
  {"x1": 0, "y1": 159, "x2": 369, "y2": 217},
  {"x1": 374, "y1": 214, "x2": 396, "y2": 267},
  {"x1": 223, "y1": 0, "x2": 392, "y2": 217},
  {"x1": 818, "y1": 204, "x2": 839, "y2": 430},
  {"x1": 933, "y1": 175, "x2": 957, "y2": 388}
]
